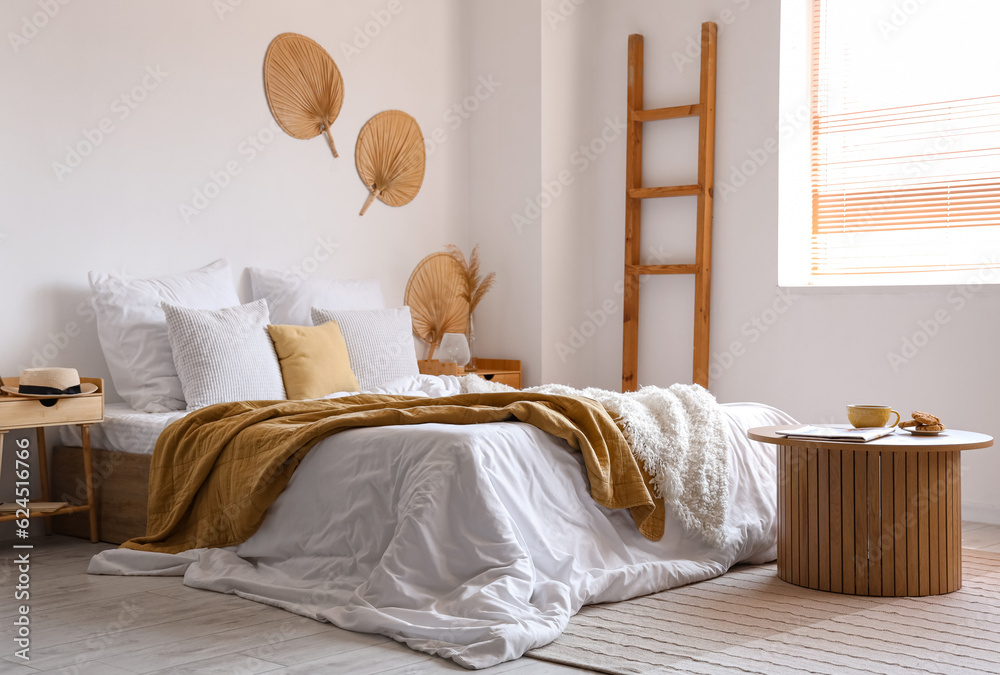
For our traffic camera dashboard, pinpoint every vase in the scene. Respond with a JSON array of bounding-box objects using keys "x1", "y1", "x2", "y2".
[
  {"x1": 438, "y1": 333, "x2": 471, "y2": 368},
  {"x1": 465, "y1": 312, "x2": 477, "y2": 372}
]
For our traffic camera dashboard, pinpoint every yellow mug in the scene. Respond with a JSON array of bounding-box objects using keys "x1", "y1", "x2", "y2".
[{"x1": 847, "y1": 405, "x2": 900, "y2": 428}]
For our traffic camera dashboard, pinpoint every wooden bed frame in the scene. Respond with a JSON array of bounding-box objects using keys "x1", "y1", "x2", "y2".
[{"x1": 50, "y1": 445, "x2": 149, "y2": 544}]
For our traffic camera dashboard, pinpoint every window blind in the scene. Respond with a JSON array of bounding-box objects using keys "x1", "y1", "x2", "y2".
[{"x1": 810, "y1": 0, "x2": 1000, "y2": 279}]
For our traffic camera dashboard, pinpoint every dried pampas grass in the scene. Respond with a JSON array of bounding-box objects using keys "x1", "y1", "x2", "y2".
[{"x1": 445, "y1": 244, "x2": 496, "y2": 314}]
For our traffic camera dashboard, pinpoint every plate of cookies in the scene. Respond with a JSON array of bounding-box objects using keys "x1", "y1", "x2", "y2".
[{"x1": 899, "y1": 411, "x2": 945, "y2": 436}]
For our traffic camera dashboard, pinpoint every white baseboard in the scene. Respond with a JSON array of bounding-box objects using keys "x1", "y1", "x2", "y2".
[{"x1": 963, "y1": 501, "x2": 1000, "y2": 525}]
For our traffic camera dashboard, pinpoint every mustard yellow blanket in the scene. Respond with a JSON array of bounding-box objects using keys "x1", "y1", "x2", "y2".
[{"x1": 121, "y1": 392, "x2": 665, "y2": 553}]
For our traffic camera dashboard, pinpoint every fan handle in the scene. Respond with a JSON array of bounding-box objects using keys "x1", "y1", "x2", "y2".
[
  {"x1": 320, "y1": 123, "x2": 338, "y2": 158},
  {"x1": 360, "y1": 184, "x2": 380, "y2": 216}
]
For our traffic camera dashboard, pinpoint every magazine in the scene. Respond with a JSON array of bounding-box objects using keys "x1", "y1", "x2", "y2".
[
  {"x1": 0, "y1": 501, "x2": 68, "y2": 514},
  {"x1": 775, "y1": 425, "x2": 896, "y2": 443}
]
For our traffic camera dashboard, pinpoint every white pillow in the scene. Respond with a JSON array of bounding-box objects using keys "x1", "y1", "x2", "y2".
[
  {"x1": 162, "y1": 299, "x2": 286, "y2": 410},
  {"x1": 310, "y1": 307, "x2": 419, "y2": 390},
  {"x1": 89, "y1": 259, "x2": 240, "y2": 412},
  {"x1": 249, "y1": 267, "x2": 385, "y2": 326}
]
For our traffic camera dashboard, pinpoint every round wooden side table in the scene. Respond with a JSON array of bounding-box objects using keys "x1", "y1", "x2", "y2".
[{"x1": 748, "y1": 425, "x2": 992, "y2": 597}]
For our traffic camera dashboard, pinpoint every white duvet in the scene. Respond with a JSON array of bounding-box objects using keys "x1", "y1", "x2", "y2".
[{"x1": 89, "y1": 375, "x2": 796, "y2": 669}]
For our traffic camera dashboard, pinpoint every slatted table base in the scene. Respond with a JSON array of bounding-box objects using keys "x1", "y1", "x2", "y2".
[{"x1": 777, "y1": 445, "x2": 961, "y2": 596}]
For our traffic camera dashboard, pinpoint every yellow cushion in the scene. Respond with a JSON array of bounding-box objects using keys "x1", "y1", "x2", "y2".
[{"x1": 267, "y1": 321, "x2": 360, "y2": 400}]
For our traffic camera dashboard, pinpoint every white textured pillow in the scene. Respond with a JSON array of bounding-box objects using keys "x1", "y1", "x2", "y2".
[
  {"x1": 249, "y1": 267, "x2": 385, "y2": 326},
  {"x1": 310, "y1": 307, "x2": 419, "y2": 390},
  {"x1": 89, "y1": 259, "x2": 240, "y2": 412},
  {"x1": 163, "y1": 299, "x2": 286, "y2": 409}
]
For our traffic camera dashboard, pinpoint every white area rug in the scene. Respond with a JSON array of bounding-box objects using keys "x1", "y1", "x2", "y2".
[{"x1": 527, "y1": 549, "x2": 1000, "y2": 674}]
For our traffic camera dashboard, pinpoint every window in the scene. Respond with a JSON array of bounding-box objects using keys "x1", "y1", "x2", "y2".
[{"x1": 779, "y1": 0, "x2": 1000, "y2": 286}]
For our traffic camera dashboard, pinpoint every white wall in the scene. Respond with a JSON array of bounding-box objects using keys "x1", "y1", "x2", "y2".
[
  {"x1": 533, "y1": 0, "x2": 1000, "y2": 521},
  {"x1": 466, "y1": 0, "x2": 543, "y2": 384}
]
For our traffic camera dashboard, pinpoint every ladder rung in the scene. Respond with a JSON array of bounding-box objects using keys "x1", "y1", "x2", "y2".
[
  {"x1": 627, "y1": 264, "x2": 699, "y2": 276},
  {"x1": 632, "y1": 104, "x2": 701, "y2": 122},
  {"x1": 628, "y1": 185, "x2": 701, "y2": 199}
]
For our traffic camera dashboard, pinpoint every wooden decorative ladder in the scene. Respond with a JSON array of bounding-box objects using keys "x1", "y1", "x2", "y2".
[{"x1": 622, "y1": 23, "x2": 718, "y2": 391}]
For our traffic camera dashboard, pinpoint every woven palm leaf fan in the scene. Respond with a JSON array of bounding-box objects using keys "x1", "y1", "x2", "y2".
[
  {"x1": 405, "y1": 252, "x2": 468, "y2": 359},
  {"x1": 356, "y1": 110, "x2": 425, "y2": 215},
  {"x1": 264, "y1": 32, "x2": 344, "y2": 158}
]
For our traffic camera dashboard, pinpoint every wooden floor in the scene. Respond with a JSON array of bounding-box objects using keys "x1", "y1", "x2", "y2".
[
  {"x1": 0, "y1": 534, "x2": 590, "y2": 675},
  {"x1": 3, "y1": 523, "x2": 1000, "y2": 674}
]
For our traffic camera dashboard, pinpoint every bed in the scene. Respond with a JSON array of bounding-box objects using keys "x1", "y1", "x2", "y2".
[
  {"x1": 54, "y1": 375, "x2": 794, "y2": 668},
  {"x1": 63, "y1": 259, "x2": 797, "y2": 668}
]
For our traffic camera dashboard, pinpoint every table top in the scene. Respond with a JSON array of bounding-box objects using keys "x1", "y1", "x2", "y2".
[
  {"x1": 0, "y1": 377, "x2": 104, "y2": 430},
  {"x1": 748, "y1": 425, "x2": 994, "y2": 452}
]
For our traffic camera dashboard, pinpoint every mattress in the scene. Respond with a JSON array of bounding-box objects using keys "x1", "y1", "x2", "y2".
[
  {"x1": 53, "y1": 402, "x2": 187, "y2": 454},
  {"x1": 53, "y1": 374, "x2": 465, "y2": 453}
]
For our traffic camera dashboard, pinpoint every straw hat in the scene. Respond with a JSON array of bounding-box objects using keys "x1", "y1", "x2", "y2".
[{"x1": 1, "y1": 368, "x2": 97, "y2": 407}]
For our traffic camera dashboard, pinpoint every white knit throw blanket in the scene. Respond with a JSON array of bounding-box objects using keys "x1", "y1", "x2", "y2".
[{"x1": 460, "y1": 376, "x2": 730, "y2": 546}]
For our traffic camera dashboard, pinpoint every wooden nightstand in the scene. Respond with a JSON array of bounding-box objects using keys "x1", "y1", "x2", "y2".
[
  {"x1": 0, "y1": 377, "x2": 104, "y2": 542},
  {"x1": 418, "y1": 358, "x2": 522, "y2": 389},
  {"x1": 472, "y1": 359, "x2": 521, "y2": 389}
]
